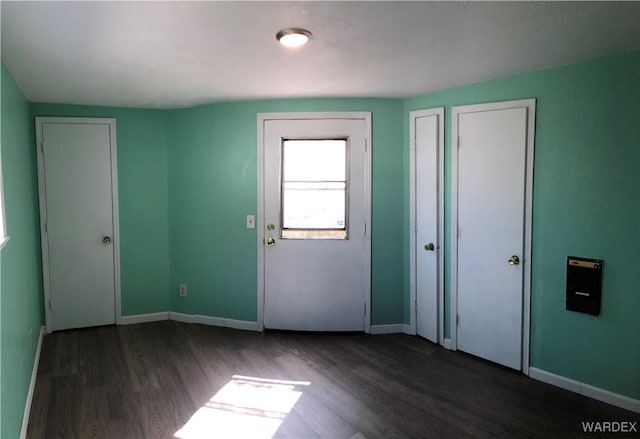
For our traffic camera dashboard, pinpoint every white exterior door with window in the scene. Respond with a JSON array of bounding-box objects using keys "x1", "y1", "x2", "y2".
[{"x1": 259, "y1": 114, "x2": 371, "y2": 332}]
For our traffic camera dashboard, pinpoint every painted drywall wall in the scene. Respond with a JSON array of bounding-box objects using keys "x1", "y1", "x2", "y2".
[
  {"x1": 168, "y1": 99, "x2": 405, "y2": 325},
  {"x1": 28, "y1": 98, "x2": 406, "y2": 325},
  {"x1": 405, "y1": 50, "x2": 640, "y2": 400},
  {"x1": 1, "y1": 63, "x2": 44, "y2": 439},
  {"x1": 29, "y1": 104, "x2": 171, "y2": 316}
]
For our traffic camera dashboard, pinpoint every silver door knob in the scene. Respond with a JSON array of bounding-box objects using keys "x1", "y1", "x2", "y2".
[
  {"x1": 103, "y1": 236, "x2": 112, "y2": 245},
  {"x1": 508, "y1": 255, "x2": 520, "y2": 265},
  {"x1": 267, "y1": 237, "x2": 276, "y2": 247},
  {"x1": 424, "y1": 243, "x2": 435, "y2": 251}
]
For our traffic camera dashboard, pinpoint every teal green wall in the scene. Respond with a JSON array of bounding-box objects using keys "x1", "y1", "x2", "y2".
[
  {"x1": 405, "y1": 50, "x2": 640, "y2": 400},
  {"x1": 1, "y1": 63, "x2": 44, "y2": 439},
  {"x1": 168, "y1": 99, "x2": 404, "y2": 324},
  {"x1": 29, "y1": 104, "x2": 171, "y2": 316},
  {"x1": 28, "y1": 98, "x2": 405, "y2": 325}
]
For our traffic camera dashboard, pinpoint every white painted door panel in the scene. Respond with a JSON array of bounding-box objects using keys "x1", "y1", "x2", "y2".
[
  {"x1": 457, "y1": 107, "x2": 527, "y2": 370},
  {"x1": 415, "y1": 114, "x2": 439, "y2": 342},
  {"x1": 263, "y1": 118, "x2": 367, "y2": 331},
  {"x1": 41, "y1": 122, "x2": 117, "y2": 331}
]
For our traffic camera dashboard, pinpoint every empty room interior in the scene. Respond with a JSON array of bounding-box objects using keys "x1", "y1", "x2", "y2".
[{"x1": 1, "y1": 1, "x2": 639, "y2": 438}]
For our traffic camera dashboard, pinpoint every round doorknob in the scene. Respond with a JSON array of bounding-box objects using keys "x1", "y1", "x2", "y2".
[
  {"x1": 424, "y1": 243, "x2": 435, "y2": 251},
  {"x1": 103, "y1": 236, "x2": 112, "y2": 245},
  {"x1": 267, "y1": 237, "x2": 276, "y2": 247},
  {"x1": 508, "y1": 255, "x2": 520, "y2": 265}
]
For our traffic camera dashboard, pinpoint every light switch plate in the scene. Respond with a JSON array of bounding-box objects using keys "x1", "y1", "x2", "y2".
[{"x1": 246, "y1": 215, "x2": 255, "y2": 229}]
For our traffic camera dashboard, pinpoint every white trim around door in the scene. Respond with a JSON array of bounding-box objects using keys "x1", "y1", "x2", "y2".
[
  {"x1": 451, "y1": 99, "x2": 535, "y2": 374},
  {"x1": 257, "y1": 112, "x2": 372, "y2": 333},
  {"x1": 409, "y1": 107, "x2": 444, "y2": 344},
  {"x1": 35, "y1": 117, "x2": 121, "y2": 333}
]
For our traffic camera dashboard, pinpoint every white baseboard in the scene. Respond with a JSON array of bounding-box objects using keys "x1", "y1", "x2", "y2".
[
  {"x1": 529, "y1": 367, "x2": 580, "y2": 393},
  {"x1": 168, "y1": 312, "x2": 260, "y2": 332},
  {"x1": 580, "y1": 383, "x2": 640, "y2": 413},
  {"x1": 20, "y1": 326, "x2": 45, "y2": 439},
  {"x1": 442, "y1": 338, "x2": 453, "y2": 350},
  {"x1": 529, "y1": 367, "x2": 640, "y2": 413},
  {"x1": 370, "y1": 324, "x2": 404, "y2": 335},
  {"x1": 402, "y1": 324, "x2": 415, "y2": 335},
  {"x1": 191, "y1": 314, "x2": 225, "y2": 326},
  {"x1": 119, "y1": 312, "x2": 169, "y2": 325},
  {"x1": 225, "y1": 318, "x2": 260, "y2": 332},
  {"x1": 118, "y1": 311, "x2": 259, "y2": 332},
  {"x1": 167, "y1": 311, "x2": 193, "y2": 324}
]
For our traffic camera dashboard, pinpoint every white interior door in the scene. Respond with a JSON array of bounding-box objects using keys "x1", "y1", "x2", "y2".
[
  {"x1": 410, "y1": 108, "x2": 444, "y2": 343},
  {"x1": 36, "y1": 118, "x2": 119, "y2": 332},
  {"x1": 452, "y1": 100, "x2": 535, "y2": 370},
  {"x1": 260, "y1": 114, "x2": 371, "y2": 331}
]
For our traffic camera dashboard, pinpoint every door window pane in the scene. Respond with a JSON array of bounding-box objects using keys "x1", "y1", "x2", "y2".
[{"x1": 281, "y1": 139, "x2": 348, "y2": 239}]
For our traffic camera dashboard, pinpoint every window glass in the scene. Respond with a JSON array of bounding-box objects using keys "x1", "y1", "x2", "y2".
[{"x1": 281, "y1": 139, "x2": 348, "y2": 239}]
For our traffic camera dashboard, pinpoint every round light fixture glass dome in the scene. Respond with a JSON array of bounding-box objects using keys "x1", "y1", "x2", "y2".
[{"x1": 276, "y1": 28, "x2": 312, "y2": 48}]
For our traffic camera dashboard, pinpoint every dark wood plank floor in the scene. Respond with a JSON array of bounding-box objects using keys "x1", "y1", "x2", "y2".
[{"x1": 27, "y1": 321, "x2": 638, "y2": 439}]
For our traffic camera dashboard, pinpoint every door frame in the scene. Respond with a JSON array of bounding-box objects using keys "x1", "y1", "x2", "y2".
[
  {"x1": 408, "y1": 108, "x2": 444, "y2": 343},
  {"x1": 450, "y1": 99, "x2": 535, "y2": 374},
  {"x1": 257, "y1": 112, "x2": 372, "y2": 333},
  {"x1": 35, "y1": 117, "x2": 121, "y2": 333}
]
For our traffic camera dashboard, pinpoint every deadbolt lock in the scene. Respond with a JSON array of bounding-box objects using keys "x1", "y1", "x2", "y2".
[{"x1": 267, "y1": 224, "x2": 275, "y2": 231}]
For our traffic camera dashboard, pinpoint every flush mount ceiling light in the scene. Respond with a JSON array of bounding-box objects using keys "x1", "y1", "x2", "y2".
[{"x1": 276, "y1": 28, "x2": 312, "y2": 48}]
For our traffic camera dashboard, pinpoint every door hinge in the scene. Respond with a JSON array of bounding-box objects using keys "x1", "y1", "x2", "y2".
[
  {"x1": 48, "y1": 299, "x2": 52, "y2": 310},
  {"x1": 44, "y1": 223, "x2": 47, "y2": 234},
  {"x1": 363, "y1": 302, "x2": 367, "y2": 316},
  {"x1": 40, "y1": 142, "x2": 44, "y2": 153},
  {"x1": 457, "y1": 136, "x2": 460, "y2": 148},
  {"x1": 364, "y1": 221, "x2": 367, "y2": 235},
  {"x1": 364, "y1": 139, "x2": 368, "y2": 151},
  {"x1": 456, "y1": 314, "x2": 459, "y2": 326}
]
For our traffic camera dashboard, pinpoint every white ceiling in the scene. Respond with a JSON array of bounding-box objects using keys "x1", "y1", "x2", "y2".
[{"x1": 2, "y1": 1, "x2": 639, "y2": 109}]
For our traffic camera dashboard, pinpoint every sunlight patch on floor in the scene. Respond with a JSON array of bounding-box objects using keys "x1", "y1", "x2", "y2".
[{"x1": 174, "y1": 375, "x2": 310, "y2": 439}]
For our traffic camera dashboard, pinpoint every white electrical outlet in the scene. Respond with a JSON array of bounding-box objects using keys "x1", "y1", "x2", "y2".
[
  {"x1": 179, "y1": 284, "x2": 188, "y2": 297},
  {"x1": 246, "y1": 215, "x2": 256, "y2": 229}
]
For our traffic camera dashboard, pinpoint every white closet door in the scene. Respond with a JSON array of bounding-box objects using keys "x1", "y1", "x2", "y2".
[
  {"x1": 453, "y1": 101, "x2": 534, "y2": 370},
  {"x1": 37, "y1": 118, "x2": 119, "y2": 331}
]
